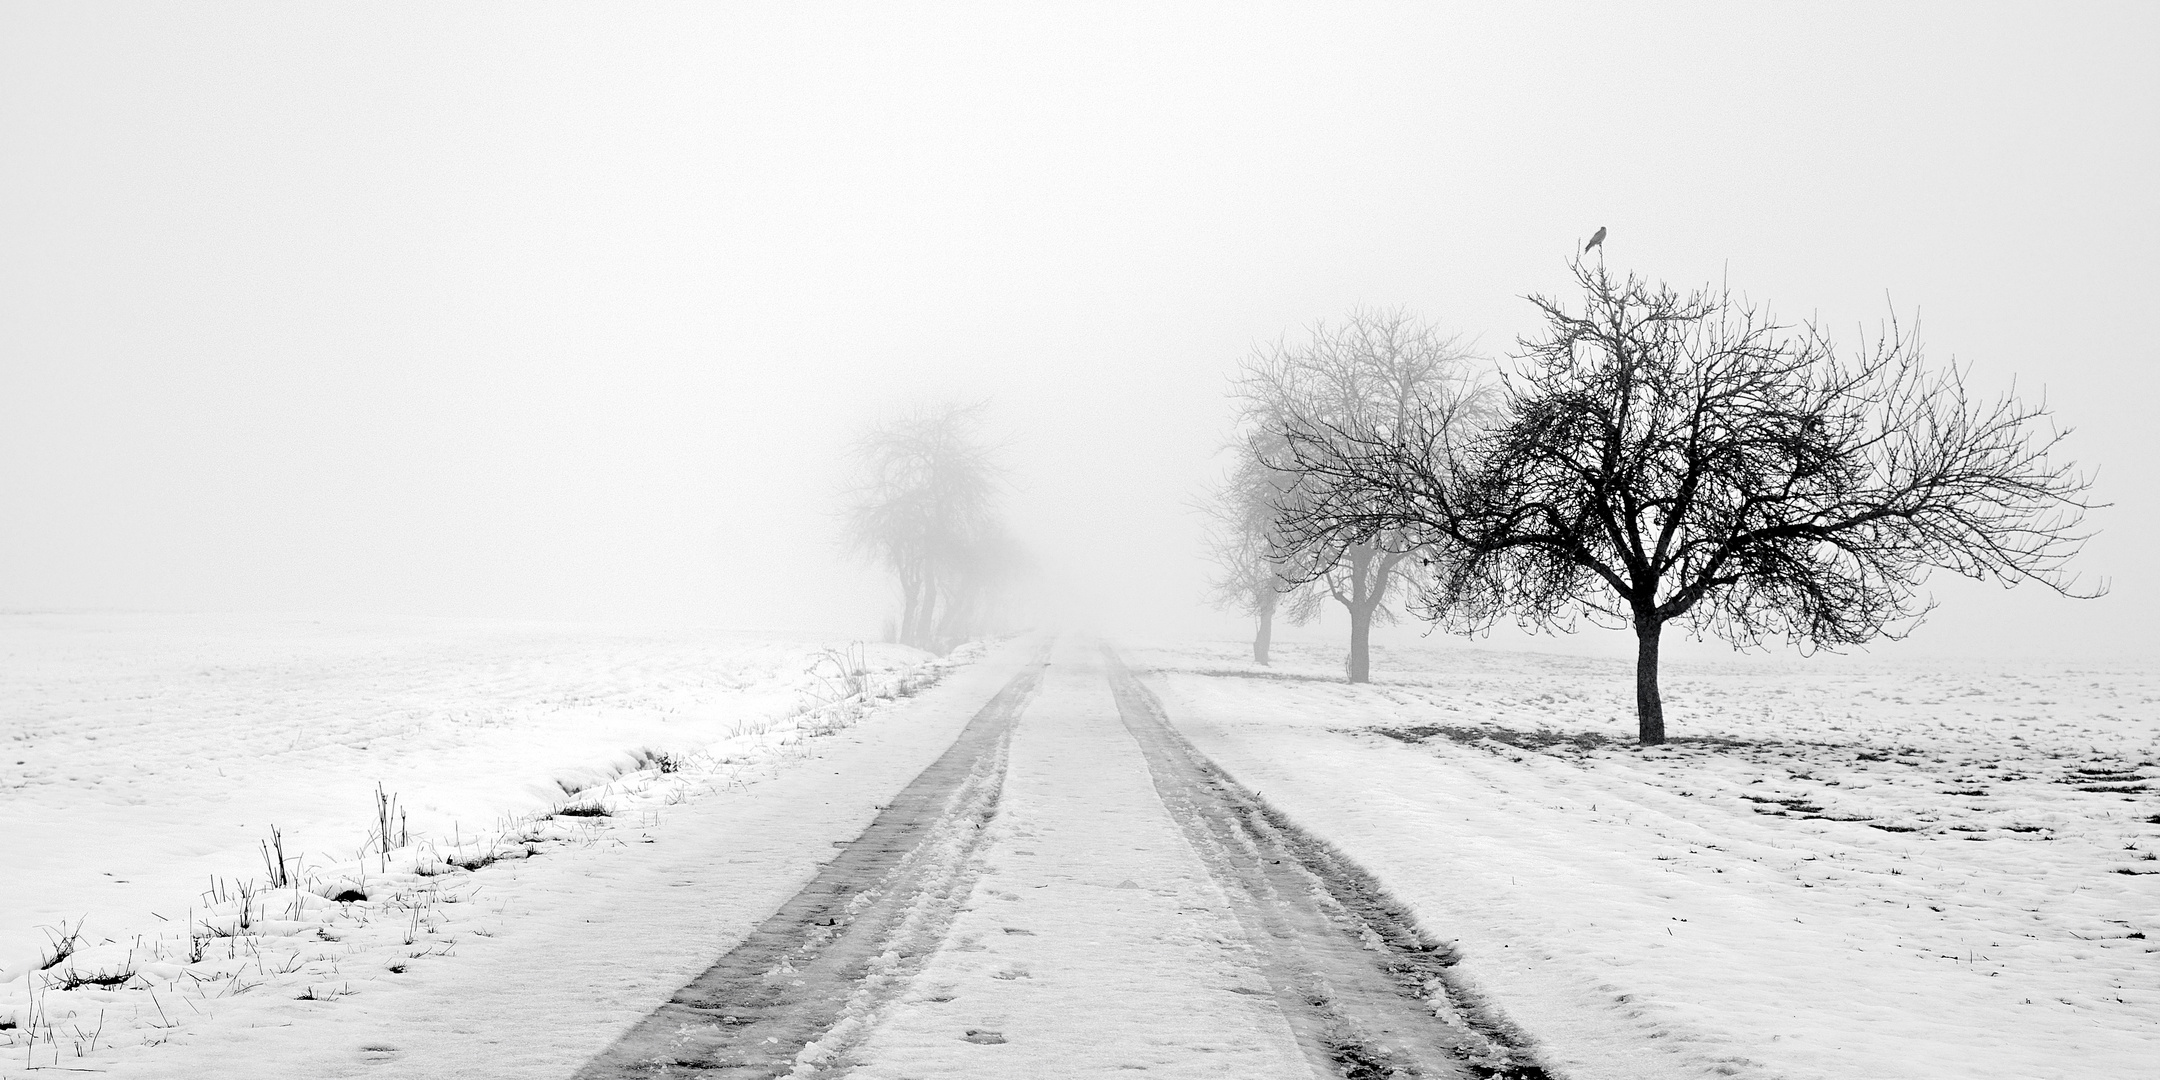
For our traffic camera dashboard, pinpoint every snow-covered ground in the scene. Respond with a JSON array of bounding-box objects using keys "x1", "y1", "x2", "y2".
[
  {"x1": 9, "y1": 616, "x2": 2154, "y2": 1078},
  {"x1": 0, "y1": 611, "x2": 986, "y2": 1075},
  {"x1": 842, "y1": 646, "x2": 1312, "y2": 1078},
  {"x1": 1132, "y1": 639, "x2": 2160, "y2": 1080}
]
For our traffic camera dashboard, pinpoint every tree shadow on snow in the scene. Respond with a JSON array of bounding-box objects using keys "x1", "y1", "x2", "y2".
[
  {"x1": 1372, "y1": 723, "x2": 1826, "y2": 756},
  {"x1": 1179, "y1": 667, "x2": 1351, "y2": 685}
]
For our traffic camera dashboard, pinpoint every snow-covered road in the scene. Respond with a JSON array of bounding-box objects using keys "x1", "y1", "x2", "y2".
[
  {"x1": 1136, "y1": 639, "x2": 2160, "y2": 1080},
  {"x1": 581, "y1": 641, "x2": 1514, "y2": 1078},
  {"x1": 10, "y1": 618, "x2": 2152, "y2": 1078},
  {"x1": 836, "y1": 645, "x2": 1315, "y2": 1078}
]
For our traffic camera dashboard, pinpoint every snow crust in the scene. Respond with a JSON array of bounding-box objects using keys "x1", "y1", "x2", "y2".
[
  {"x1": 842, "y1": 644, "x2": 1309, "y2": 1077},
  {"x1": 1133, "y1": 639, "x2": 2160, "y2": 1080},
  {"x1": 0, "y1": 612, "x2": 988, "y2": 1075},
  {"x1": 10, "y1": 617, "x2": 2152, "y2": 1078}
]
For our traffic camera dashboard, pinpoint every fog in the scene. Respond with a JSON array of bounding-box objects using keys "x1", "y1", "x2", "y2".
[{"x1": 4, "y1": 4, "x2": 2154, "y2": 660}]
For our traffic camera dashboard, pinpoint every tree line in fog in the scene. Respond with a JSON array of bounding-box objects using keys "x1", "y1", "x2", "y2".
[
  {"x1": 1207, "y1": 252, "x2": 2100, "y2": 744},
  {"x1": 831, "y1": 248, "x2": 2100, "y2": 746}
]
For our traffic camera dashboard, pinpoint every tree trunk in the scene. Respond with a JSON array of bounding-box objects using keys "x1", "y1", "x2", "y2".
[
  {"x1": 1634, "y1": 619, "x2": 1665, "y2": 745},
  {"x1": 1347, "y1": 604, "x2": 1372, "y2": 684},
  {"x1": 1253, "y1": 586, "x2": 1277, "y2": 665},
  {"x1": 898, "y1": 577, "x2": 924, "y2": 648},
  {"x1": 919, "y1": 568, "x2": 945, "y2": 650},
  {"x1": 904, "y1": 570, "x2": 938, "y2": 650}
]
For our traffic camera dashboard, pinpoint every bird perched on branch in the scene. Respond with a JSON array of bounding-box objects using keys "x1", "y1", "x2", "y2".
[{"x1": 1584, "y1": 226, "x2": 1607, "y2": 254}]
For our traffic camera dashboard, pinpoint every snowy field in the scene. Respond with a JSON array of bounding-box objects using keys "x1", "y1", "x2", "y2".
[
  {"x1": 0, "y1": 611, "x2": 976, "y2": 1074},
  {"x1": 8, "y1": 616, "x2": 2154, "y2": 1079},
  {"x1": 1133, "y1": 639, "x2": 2160, "y2": 1080}
]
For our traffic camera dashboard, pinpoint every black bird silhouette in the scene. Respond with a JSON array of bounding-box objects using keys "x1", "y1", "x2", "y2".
[{"x1": 1584, "y1": 226, "x2": 1607, "y2": 253}]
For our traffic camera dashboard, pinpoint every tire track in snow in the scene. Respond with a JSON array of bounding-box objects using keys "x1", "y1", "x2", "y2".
[
  {"x1": 580, "y1": 642, "x2": 1549, "y2": 1079},
  {"x1": 1104, "y1": 646, "x2": 1553, "y2": 1080},
  {"x1": 572, "y1": 648, "x2": 1048, "y2": 1079}
]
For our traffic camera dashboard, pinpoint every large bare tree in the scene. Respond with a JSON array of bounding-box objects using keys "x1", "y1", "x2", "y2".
[
  {"x1": 1238, "y1": 308, "x2": 1487, "y2": 682},
  {"x1": 1274, "y1": 258, "x2": 2102, "y2": 743},
  {"x1": 843, "y1": 403, "x2": 1009, "y2": 651}
]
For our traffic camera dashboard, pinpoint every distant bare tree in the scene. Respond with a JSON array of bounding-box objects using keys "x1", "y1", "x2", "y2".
[
  {"x1": 844, "y1": 403, "x2": 1009, "y2": 651},
  {"x1": 1238, "y1": 308, "x2": 1488, "y2": 682},
  {"x1": 935, "y1": 524, "x2": 1030, "y2": 645},
  {"x1": 1275, "y1": 258, "x2": 2102, "y2": 743},
  {"x1": 1202, "y1": 442, "x2": 1307, "y2": 664}
]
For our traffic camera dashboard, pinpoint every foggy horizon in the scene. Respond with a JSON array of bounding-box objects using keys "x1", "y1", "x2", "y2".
[
  {"x1": 5, "y1": 4, "x2": 2155, "y2": 662},
  {"x1": 6, "y1": 10, "x2": 2159, "y2": 1074}
]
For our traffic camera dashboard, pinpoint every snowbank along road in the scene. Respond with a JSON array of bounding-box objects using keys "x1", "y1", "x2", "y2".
[{"x1": 578, "y1": 639, "x2": 1545, "y2": 1079}]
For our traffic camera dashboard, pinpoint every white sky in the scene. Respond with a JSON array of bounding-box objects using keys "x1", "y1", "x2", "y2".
[{"x1": 3, "y1": 3, "x2": 2154, "y2": 659}]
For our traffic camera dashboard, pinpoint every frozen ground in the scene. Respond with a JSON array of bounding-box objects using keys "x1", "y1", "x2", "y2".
[
  {"x1": 1131, "y1": 638, "x2": 2160, "y2": 1080},
  {"x1": 7, "y1": 616, "x2": 2155, "y2": 1078},
  {"x1": 0, "y1": 611, "x2": 981, "y2": 1074},
  {"x1": 839, "y1": 647, "x2": 1314, "y2": 1079}
]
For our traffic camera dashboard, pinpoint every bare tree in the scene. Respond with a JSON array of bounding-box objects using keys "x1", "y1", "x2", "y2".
[
  {"x1": 843, "y1": 403, "x2": 1009, "y2": 651},
  {"x1": 935, "y1": 524, "x2": 1030, "y2": 645},
  {"x1": 1202, "y1": 442, "x2": 1307, "y2": 664},
  {"x1": 1238, "y1": 308, "x2": 1487, "y2": 682},
  {"x1": 1275, "y1": 258, "x2": 2102, "y2": 743}
]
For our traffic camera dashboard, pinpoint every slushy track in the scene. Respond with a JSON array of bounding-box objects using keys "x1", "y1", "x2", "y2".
[
  {"x1": 1102, "y1": 646, "x2": 1551, "y2": 1080},
  {"x1": 573, "y1": 647, "x2": 1048, "y2": 1080}
]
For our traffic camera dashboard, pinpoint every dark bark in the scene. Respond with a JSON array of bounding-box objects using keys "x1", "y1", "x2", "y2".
[
  {"x1": 1634, "y1": 619, "x2": 1665, "y2": 745},
  {"x1": 1347, "y1": 604, "x2": 1372, "y2": 683},
  {"x1": 1259, "y1": 259, "x2": 2097, "y2": 744},
  {"x1": 903, "y1": 566, "x2": 942, "y2": 650},
  {"x1": 1333, "y1": 544, "x2": 1399, "y2": 684}
]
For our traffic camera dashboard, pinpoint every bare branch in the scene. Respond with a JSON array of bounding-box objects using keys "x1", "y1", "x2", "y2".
[
  {"x1": 1249, "y1": 258, "x2": 2103, "y2": 742},
  {"x1": 841, "y1": 402, "x2": 1016, "y2": 651},
  {"x1": 1232, "y1": 307, "x2": 1492, "y2": 681}
]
